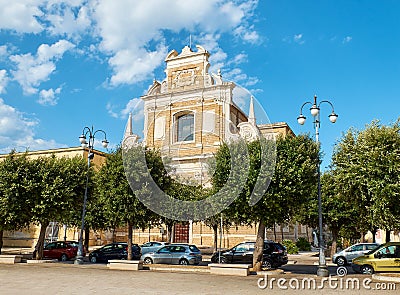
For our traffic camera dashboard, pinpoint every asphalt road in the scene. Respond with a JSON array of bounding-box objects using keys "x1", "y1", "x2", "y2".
[{"x1": 0, "y1": 262, "x2": 398, "y2": 295}]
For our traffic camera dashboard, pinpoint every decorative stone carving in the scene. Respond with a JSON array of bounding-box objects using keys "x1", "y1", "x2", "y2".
[
  {"x1": 212, "y1": 69, "x2": 223, "y2": 85},
  {"x1": 160, "y1": 80, "x2": 168, "y2": 93},
  {"x1": 147, "y1": 80, "x2": 161, "y2": 95},
  {"x1": 238, "y1": 122, "x2": 260, "y2": 142},
  {"x1": 172, "y1": 68, "x2": 196, "y2": 88},
  {"x1": 204, "y1": 73, "x2": 213, "y2": 87}
]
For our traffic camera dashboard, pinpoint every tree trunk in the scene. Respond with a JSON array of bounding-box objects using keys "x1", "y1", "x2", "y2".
[
  {"x1": 84, "y1": 227, "x2": 90, "y2": 252},
  {"x1": 35, "y1": 222, "x2": 49, "y2": 260},
  {"x1": 372, "y1": 228, "x2": 377, "y2": 243},
  {"x1": 280, "y1": 224, "x2": 284, "y2": 242},
  {"x1": 360, "y1": 232, "x2": 365, "y2": 243},
  {"x1": 306, "y1": 227, "x2": 309, "y2": 242},
  {"x1": 112, "y1": 227, "x2": 116, "y2": 243},
  {"x1": 330, "y1": 229, "x2": 339, "y2": 259},
  {"x1": 273, "y1": 224, "x2": 277, "y2": 241},
  {"x1": 385, "y1": 230, "x2": 391, "y2": 242},
  {"x1": 253, "y1": 220, "x2": 266, "y2": 272},
  {"x1": 213, "y1": 224, "x2": 218, "y2": 252},
  {"x1": 127, "y1": 221, "x2": 133, "y2": 260},
  {"x1": 167, "y1": 223, "x2": 173, "y2": 243},
  {"x1": 0, "y1": 229, "x2": 3, "y2": 255}
]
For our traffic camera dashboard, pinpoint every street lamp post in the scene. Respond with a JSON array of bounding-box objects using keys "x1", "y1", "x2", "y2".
[
  {"x1": 74, "y1": 126, "x2": 108, "y2": 264},
  {"x1": 297, "y1": 95, "x2": 338, "y2": 277}
]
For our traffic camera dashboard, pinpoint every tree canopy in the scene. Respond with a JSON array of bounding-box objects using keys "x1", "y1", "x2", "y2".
[{"x1": 330, "y1": 119, "x2": 400, "y2": 234}]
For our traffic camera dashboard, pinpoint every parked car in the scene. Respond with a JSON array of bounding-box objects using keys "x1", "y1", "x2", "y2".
[
  {"x1": 89, "y1": 242, "x2": 141, "y2": 263},
  {"x1": 352, "y1": 242, "x2": 400, "y2": 274},
  {"x1": 140, "y1": 241, "x2": 169, "y2": 255},
  {"x1": 33, "y1": 241, "x2": 82, "y2": 261},
  {"x1": 210, "y1": 240, "x2": 288, "y2": 269},
  {"x1": 332, "y1": 243, "x2": 380, "y2": 266},
  {"x1": 141, "y1": 244, "x2": 202, "y2": 265}
]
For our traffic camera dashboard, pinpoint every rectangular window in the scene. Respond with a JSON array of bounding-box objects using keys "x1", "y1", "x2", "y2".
[{"x1": 176, "y1": 113, "x2": 194, "y2": 142}]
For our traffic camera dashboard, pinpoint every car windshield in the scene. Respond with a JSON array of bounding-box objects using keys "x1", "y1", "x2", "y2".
[{"x1": 273, "y1": 243, "x2": 285, "y2": 251}]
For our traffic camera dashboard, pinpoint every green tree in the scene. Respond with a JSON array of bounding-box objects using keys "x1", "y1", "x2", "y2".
[
  {"x1": 96, "y1": 146, "x2": 174, "y2": 259},
  {"x1": 211, "y1": 135, "x2": 319, "y2": 271},
  {"x1": 30, "y1": 155, "x2": 86, "y2": 259},
  {"x1": 0, "y1": 152, "x2": 34, "y2": 254},
  {"x1": 95, "y1": 148, "x2": 150, "y2": 259},
  {"x1": 324, "y1": 172, "x2": 358, "y2": 257},
  {"x1": 330, "y1": 119, "x2": 400, "y2": 240}
]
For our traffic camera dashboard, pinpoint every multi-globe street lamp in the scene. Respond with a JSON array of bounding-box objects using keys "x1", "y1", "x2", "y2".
[
  {"x1": 297, "y1": 95, "x2": 338, "y2": 277},
  {"x1": 74, "y1": 126, "x2": 108, "y2": 264}
]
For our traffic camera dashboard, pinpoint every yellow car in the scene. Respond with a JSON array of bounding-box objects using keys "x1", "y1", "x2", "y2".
[{"x1": 352, "y1": 242, "x2": 400, "y2": 274}]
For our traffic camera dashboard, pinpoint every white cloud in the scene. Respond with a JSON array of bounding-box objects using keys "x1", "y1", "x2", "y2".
[
  {"x1": 10, "y1": 40, "x2": 75, "y2": 95},
  {"x1": 1, "y1": 0, "x2": 261, "y2": 96},
  {"x1": 283, "y1": 33, "x2": 305, "y2": 45},
  {"x1": 38, "y1": 87, "x2": 61, "y2": 106},
  {"x1": 221, "y1": 67, "x2": 259, "y2": 88},
  {"x1": 0, "y1": 69, "x2": 8, "y2": 93},
  {"x1": 0, "y1": 45, "x2": 7, "y2": 57},
  {"x1": 0, "y1": 0, "x2": 44, "y2": 33},
  {"x1": 234, "y1": 25, "x2": 260, "y2": 44},
  {"x1": 121, "y1": 98, "x2": 144, "y2": 122},
  {"x1": 0, "y1": 98, "x2": 64, "y2": 153},
  {"x1": 108, "y1": 45, "x2": 168, "y2": 86},
  {"x1": 294, "y1": 34, "x2": 305, "y2": 45},
  {"x1": 44, "y1": 2, "x2": 92, "y2": 39},
  {"x1": 343, "y1": 36, "x2": 352, "y2": 43},
  {"x1": 106, "y1": 102, "x2": 119, "y2": 119},
  {"x1": 92, "y1": 0, "x2": 260, "y2": 86},
  {"x1": 231, "y1": 53, "x2": 248, "y2": 65},
  {"x1": 107, "y1": 97, "x2": 144, "y2": 123}
]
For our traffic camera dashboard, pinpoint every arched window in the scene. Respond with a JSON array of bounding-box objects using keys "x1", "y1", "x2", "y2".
[{"x1": 175, "y1": 112, "x2": 194, "y2": 142}]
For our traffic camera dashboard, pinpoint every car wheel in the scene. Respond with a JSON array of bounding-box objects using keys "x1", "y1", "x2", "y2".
[
  {"x1": 262, "y1": 259, "x2": 273, "y2": 270},
  {"x1": 60, "y1": 254, "x2": 68, "y2": 262},
  {"x1": 361, "y1": 265, "x2": 374, "y2": 275},
  {"x1": 336, "y1": 256, "x2": 347, "y2": 266},
  {"x1": 179, "y1": 259, "x2": 189, "y2": 265},
  {"x1": 90, "y1": 256, "x2": 97, "y2": 263},
  {"x1": 143, "y1": 257, "x2": 153, "y2": 264}
]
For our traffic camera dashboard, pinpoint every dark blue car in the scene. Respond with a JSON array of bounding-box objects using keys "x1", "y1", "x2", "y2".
[{"x1": 89, "y1": 242, "x2": 141, "y2": 263}]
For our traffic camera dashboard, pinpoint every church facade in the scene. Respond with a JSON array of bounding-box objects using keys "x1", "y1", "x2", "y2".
[
  {"x1": 123, "y1": 44, "x2": 305, "y2": 245},
  {"x1": 129, "y1": 44, "x2": 293, "y2": 183}
]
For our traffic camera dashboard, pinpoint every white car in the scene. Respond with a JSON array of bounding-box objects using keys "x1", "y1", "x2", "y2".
[{"x1": 332, "y1": 243, "x2": 380, "y2": 266}]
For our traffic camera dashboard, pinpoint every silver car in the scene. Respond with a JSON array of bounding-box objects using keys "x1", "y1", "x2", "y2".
[
  {"x1": 140, "y1": 241, "x2": 169, "y2": 255},
  {"x1": 332, "y1": 243, "x2": 379, "y2": 266},
  {"x1": 141, "y1": 244, "x2": 202, "y2": 265}
]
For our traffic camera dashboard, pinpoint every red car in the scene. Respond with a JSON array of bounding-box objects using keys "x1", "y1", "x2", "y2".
[{"x1": 34, "y1": 241, "x2": 84, "y2": 261}]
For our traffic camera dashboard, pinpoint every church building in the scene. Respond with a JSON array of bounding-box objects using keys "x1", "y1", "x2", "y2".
[
  {"x1": 126, "y1": 44, "x2": 293, "y2": 184},
  {"x1": 124, "y1": 44, "x2": 302, "y2": 245}
]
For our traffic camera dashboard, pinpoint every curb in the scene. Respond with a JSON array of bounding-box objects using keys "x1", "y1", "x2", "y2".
[
  {"x1": 146, "y1": 264, "x2": 210, "y2": 273},
  {"x1": 26, "y1": 259, "x2": 57, "y2": 264},
  {"x1": 372, "y1": 274, "x2": 400, "y2": 283}
]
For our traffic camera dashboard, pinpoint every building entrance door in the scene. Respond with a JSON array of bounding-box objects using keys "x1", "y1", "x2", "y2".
[{"x1": 173, "y1": 223, "x2": 189, "y2": 243}]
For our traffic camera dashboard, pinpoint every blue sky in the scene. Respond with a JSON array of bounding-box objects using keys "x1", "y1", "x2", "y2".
[{"x1": 0, "y1": 0, "x2": 399, "y2": 169}]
